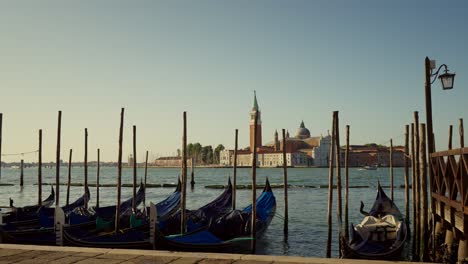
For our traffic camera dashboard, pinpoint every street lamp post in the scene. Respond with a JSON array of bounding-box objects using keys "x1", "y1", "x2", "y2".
[
  {"x1": 423, "y1": 56, "x2": 455, "y2": 261},
  {"x1": 424, "y1": 56, "x2": 456, "y2": 154}
]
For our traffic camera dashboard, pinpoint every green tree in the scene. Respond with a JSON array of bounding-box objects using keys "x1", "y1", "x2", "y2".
[
  {"x1": 192, "y1": 143, "x2": 202, "y2": 162},
  {"x1": 187, "y1": 143, "x2": 193, "y2": 158},
  {"x1": 201, "y1": 145, "x2": 213, "y2": 164},
  {"x1": 214, "y1": 144, "x2": 225, "y2": 164}
]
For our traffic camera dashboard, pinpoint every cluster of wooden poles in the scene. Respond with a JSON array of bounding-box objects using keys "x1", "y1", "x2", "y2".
[
  {"x1": 324, "y1": 110, "x2": 465, "y2": 262},
  {"x1": 408, "y1": 113, "x2": 464, "y2": 262},
  {"x1": 1, "y1": 109, "x2": 291, "y2": 253},
  {"x1": 0, "y1": 110, "x2": 152, "y2": 231},
  {"x1": 325, "y1": 111, "x2": 408, "y2": 259}
]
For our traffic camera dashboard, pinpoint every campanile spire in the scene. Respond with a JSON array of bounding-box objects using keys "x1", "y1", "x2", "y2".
[{"x1": 249, "y1": 91, "x2": 262, "y2": 152}]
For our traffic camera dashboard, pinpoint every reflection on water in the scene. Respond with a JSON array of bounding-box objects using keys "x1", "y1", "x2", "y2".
[{"x1": 0, "y1": 166, "x2": 413, "y2": 258}]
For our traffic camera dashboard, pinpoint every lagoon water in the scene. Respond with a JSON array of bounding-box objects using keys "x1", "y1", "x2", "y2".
[{"x1": 0, "y1": 166, "x2": 412, "y2": 258}]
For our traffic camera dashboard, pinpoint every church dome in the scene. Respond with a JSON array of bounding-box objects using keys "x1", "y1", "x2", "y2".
[{"x1": 295, "y1": 121, "x2": 310, "y2": 139}]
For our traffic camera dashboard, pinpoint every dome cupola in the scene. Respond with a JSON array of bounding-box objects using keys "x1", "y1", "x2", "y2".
[{"x1": 295, "y1": 120, "x2": 310, "y2": 139}]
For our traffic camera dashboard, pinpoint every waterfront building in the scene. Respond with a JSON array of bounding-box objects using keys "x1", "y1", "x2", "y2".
[
  {"x1": 154, "y1": 156, "x2": 193, "y2": 167},
  {"x1": 220, "y1": 93, "x2": 332, "y2": 167},
  {"x1": 347, "y1": 144, "x2": 405, "y2": 167},
  {"x1": 128, "y1": 154, "x2": 134, "y2": 167}
]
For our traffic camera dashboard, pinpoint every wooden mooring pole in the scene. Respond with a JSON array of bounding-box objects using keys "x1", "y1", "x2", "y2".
[
  {"x1": 420, "y1": 123, "x2": 429, "y2": 261},
  {"x1": 115, "y1": 108, "x2": 124, "y2": 232},
  {"x1": 96, "y1": 149, "x2": 100, "y2": 208},
  {"x1": 404, "y1": 125, "x2": 410, "y2": 225},
  {"x1": 132, "y1": 125, "x2": 137, "y2": 213},
  {"x1": 232, "y1": 129, "x2": 238, "y2": 210},
  {"x1": 190, "y1": 157, "x2": 195, "y2": 188},
  {"x1": 38, "y1": 129, "x2": 42, "y2": 205},
  {"x1": 390, "y1": 139, "x2": 393, "y2": 201},
  {"x1": 144, "y1": 150, "x2": 148, "y2": 207},
  {"x1": 282, "y1": 128, "x2": 288, "y2": 235},
  {"x1": 326, "y1": 112, "x2": 336, "y2": 258},
  {"x1": 20, "y1": 159, "x2": 24, "y2": 187},
  {"x1": 411, "y1": 123, "x2": 417, "y2": 258},
  {"x1": 414, "y1": 111, "x2": 421, "y2": 259},
  {"x1": 251, "y1": 111, "x2": 258, "y2": 253},
  {"x1": 181, "y1": 112, "x2": 188, "y2": 234},
  {"x1": 84, "y1": 128, "x2": 88, "y2": 209},
  {"x1": 66, "y1": 149, "x2": 72, "y2": 206},
  {"x1": 56, "y1": 111, "x2": 62, "y2": 208},
  {"x1": 0, "y1": 113, "x2": 2, "y2": 180},
  {"x1": 334, "y1": 111, "x2": 342, "y2": 257},
  {"x1": 344, "y1": 125, "x2": 350, "y2": 241}
]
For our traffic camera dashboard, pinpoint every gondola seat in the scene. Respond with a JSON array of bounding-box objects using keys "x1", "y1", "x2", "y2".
[{"x1": 355, "y1": 215, "x2": 400, "y2": 242}]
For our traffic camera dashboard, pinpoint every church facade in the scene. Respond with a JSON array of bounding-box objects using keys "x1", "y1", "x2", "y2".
[{"x1": 219, "y1": 93, "x2": 332, "y2": 167}]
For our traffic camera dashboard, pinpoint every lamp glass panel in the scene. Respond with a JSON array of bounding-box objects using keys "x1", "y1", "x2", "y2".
[{"x1": 440, "y1": 75, "x2": 454, "y2": 90}]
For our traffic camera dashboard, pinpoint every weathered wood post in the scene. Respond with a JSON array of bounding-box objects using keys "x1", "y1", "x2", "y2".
[
  {"x1": 66, "y1": 149, "x2": 72, "y2": 206},
  {"x1": 38, "y1": 129, "x2": 42, "y2": 205},
  {"x1": 420, "y1": 123, "x2": 429, "y2": 261},
  {"x1": 344, "y1": 125, "x2": 350, "y2": 241},
  {"x1": 411, "y1": 123, "x2": 417, "y2": 258},
  {"x1": 460, "y1": 118, "x2": 464, "y2": 148},
  {"x1": 389, "y1": 138, "x2": 394, "y2": 201},
  {"x1": 232, "y1": 129, "x2": 238, "y2": 210},
  {"x1": 181, "y1": 112, "x2": 188, "y2": 234},
  {"x1": 326, "y1": 112, "x2": 336, "y2": 258},
  {"x1": 404, "y1": 125, "x2": 410, "y2": 225},
  {"x1": 251, "y1": 111, "x2": 258, "y2": 253},
  {"x1": 56, "y1": 111, "x2": 62, "y2": 208},
  {"x1": 115, "y1": 108, "x2": 124, "y2": 232},
  {"x1": 458, "y1": 118, "x2": 467, "y2": 262},
  {"x1": 0, "y1": 113, "x2": 2, "y2": 180},
  {"x1": 20, "y1": 159, "x2": 24, "y2": 187},
  {"x1": 132, "y1": 125, "x2": 137, "y2": 213},
  {"x1": 448, "y1": 125, "x2": 453, "y2": 149},
  {"x1": 144, "y1": 150, "x2": 148, "y2": 207},
  {"x1": 84, "y1": 128, "x2": 88, "y2": 209},
  {"x1": 190, "y1": 157, "x2": 195, "y2": 188},
  {"x1": 96, "y1": 149, "x2": 100, "y2": 208},
  {"x1": 282, "y1": 128, "x2": 288, "y2": 234},
  {"x1": 414, "y1": 111, "x2": 421, "y2": 259},
  {"x1": 334, "y1": 111, "x2": 342, "y2": 256}
]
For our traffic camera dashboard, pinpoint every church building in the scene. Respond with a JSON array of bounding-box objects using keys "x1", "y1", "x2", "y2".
[{"x1": 219, "y1": 93, "x2": 332, "y2": 167}]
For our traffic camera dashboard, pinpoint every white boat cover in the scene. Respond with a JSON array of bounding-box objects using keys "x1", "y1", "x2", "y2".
[{"x1": 355, "y1": 215, "x2": 400, "y2": 242}]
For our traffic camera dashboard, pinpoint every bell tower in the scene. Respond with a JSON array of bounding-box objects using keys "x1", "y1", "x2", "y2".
[
  {"x1": 274, "y1": 130, "x2": 279, "y2": 151},
  {"x1": 249, "y1": 91, "x2": 262, "y2": 152}
]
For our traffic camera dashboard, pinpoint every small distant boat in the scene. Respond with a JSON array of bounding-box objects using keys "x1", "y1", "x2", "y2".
[{"x1": 362, "y1": 165, "x2": 378, "y2": 170}]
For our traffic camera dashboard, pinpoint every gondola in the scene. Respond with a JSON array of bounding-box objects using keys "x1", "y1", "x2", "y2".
[
  {"x1": 68, "y1": 182, "x2": 147, "y2": 225},
  {"x1": 1, "y1": 186, "x2": 55, "y2": 223},
  {"x1": 151, "y1": 179, "x2": 276, "y2": 254},
  {"x1": 0, "y1": 183, "x2": 149, "y2": 245},
  {"x1": 340, "y1": 183, "x2": 408, "y2": 260},
  {"x1": 1, "y1": 187, "x2": 84, "y2": 230},
  {"x1": 161, "y1": 178, "x2": 233, "y2": 234},
  {"x1": 61, "y1": 181, "x2": 182, "y2": 248},
  {"x1": 0, "y1": 187, "x2": 91, "y2": 244}
]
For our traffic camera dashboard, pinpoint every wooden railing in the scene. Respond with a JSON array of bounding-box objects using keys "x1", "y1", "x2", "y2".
[{"x1": 430, "y1": 147, "x2": 468, "y2": 233}]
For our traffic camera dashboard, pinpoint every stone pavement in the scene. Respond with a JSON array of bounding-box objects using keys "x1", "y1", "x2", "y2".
[{"x1": 0, "y1": 244, "x2": 427, "y2": 264}]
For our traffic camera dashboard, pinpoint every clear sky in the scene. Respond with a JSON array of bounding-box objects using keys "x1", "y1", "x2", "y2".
[{"x1": 1, "y1": 1, "x2": 467, "y2": 162}]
